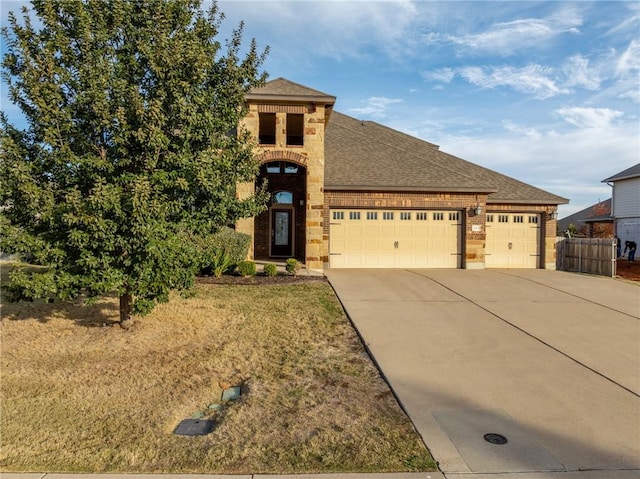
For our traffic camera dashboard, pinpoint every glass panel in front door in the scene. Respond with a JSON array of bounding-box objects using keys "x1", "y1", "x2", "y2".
[
  {"x1": 275, "y1": 211, "x2": 289, "y2": 246},
  {"x1": 271, "y1": 209, "x2": 292, "y2": 257}
]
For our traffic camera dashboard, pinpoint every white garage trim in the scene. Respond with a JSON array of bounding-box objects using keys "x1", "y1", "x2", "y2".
[
  {"x1": 329, "y1": 209, "x2": 462, "y2": 268},
  {"x1": 485, "y1": 213, "x2": 541, "y2": 268}
]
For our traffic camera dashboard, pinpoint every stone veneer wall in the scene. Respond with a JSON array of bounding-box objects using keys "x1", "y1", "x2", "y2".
[{"x1": 236, "y1": 102, "x2": 328, "y2": 271}]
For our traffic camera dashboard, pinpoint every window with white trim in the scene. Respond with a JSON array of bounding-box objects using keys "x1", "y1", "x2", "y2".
[
  {"x1": 400, "y1": 212, "x2": 411, "y2": 220},
  {"x1": 529, "y1": 215, "x2": 538, "y2": 224},
  {"x1": 416, "y1": 212, "x2": 428, "y2": 221},
  {"x1": 332, "y1": 211, "x2": 344, "y2": 220},
  {"x1": 449, "y1": 212, "x2": 460, "y2": 221},
  {"x1": 350, "y1": 211, "x2": 361, "y2": 220},
  {"x1": 366, "y1": 211, "x2": 378, "y2": 220},
  {"x1": 383, "y1": 212, "x2": 394, "y2": 220},
  {"x1": 433, "y1": 212, "x2": 444, "y2": 221},
  {"x1": 498, "y1": 215, "x2": 509, "y2": 223}
]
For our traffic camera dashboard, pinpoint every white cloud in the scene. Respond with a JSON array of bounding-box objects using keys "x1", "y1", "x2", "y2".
[
  {"x1": 502, "y1": 120, "x2": 542, "y2": 140},
  {"x1": 554, "y1": 107, "x2": 624, "y2": 129},
  {"x1": 348, "y1": 97, "x2": 404, "y2": 120},
  {"x1": 458, "y1": 64, "x2": 569, "y2": 99},
  {"x1": 616, "y1": 39, "x2": 640, "y2": 77},
  {"x1": 619, "y1": 89, "x2": 640, "y2": 103},
  {"x1": 605, "y1": 2, "x2": 640, "y2": 36},
  {"x1": 423, "y1": 6, "x2": 582, "y2": 56},
  {"x1": 422, "y1": 68, "x2": 456, "y2": 83},
  {"x1": 561, "y1": 55, "x2": 601, "y2": 91},
  {"x1": 221, "y1": 0, "x2": 420, "y2": 63}
]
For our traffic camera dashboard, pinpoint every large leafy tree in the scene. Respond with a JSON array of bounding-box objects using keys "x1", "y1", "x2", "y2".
[{"x1": 1, "y1": 0, "x2": 269, "y2": 325}]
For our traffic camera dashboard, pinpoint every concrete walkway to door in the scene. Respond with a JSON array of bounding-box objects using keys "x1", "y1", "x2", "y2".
[{"x1": 325, "y1": 269, "x2": 640, "y2": 479}]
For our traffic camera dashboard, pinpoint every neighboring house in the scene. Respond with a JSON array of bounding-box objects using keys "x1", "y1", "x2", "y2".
[
  {"x1": 236, "y1": 78, "x2": 568, "y2": 271},
  {"x1": 557, "y1": 199, "x2": 613, "y2": 238},
  {"x1": 603, "y1": 164, "x2": 640, "y2": 247}
]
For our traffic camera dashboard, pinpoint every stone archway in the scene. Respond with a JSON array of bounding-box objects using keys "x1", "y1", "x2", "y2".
[
  {"x1": 256, "y1": 150, "x2": 309, "y2": 168},
  {"x1": 254, "y1": 158, "x2": 307, "y2": 262}
]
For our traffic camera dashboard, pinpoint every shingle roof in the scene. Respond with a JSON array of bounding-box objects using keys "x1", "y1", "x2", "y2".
[
  {"x1": 246, "y1": 78, "x2": 336, "y2": 104},
  {"x1": 602, "y1": 163, "x2": 640, "y2": 182},
  {"x1": 557, "y1": 198, "x2": 611, "y2": 233},
  {"x1": 325, "y1": 112, "x2": 568, "y2": 205}
]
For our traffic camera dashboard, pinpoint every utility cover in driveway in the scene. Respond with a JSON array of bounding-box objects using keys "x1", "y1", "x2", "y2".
[{"x1": 433, "y1": 409, "x2": 563, "y2": 473}]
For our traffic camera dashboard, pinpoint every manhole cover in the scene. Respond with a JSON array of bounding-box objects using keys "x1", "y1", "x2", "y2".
[
  {"x1": 174, "y1": 419, "x2": 214, "y2": 436},
  {"x1": 484, "y1": 433, "x2": 508, "y2": 445}
]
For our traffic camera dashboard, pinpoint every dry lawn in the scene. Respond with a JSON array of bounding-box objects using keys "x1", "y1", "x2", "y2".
[{"x1": 0, "y1": 281, "x2": 435, "y2": 473}]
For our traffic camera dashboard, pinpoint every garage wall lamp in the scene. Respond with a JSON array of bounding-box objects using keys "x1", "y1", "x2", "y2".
[
  {"x1": 470, "y1": 204, "x2": 483, "y2": 216},
  {"x1": 546, "y1": 208, "x2": 558, "y2": 220}
]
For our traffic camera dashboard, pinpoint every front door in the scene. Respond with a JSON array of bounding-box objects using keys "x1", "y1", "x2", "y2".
[{"x1": 271, "y1": 209, "x2": 293, "y2": 257}]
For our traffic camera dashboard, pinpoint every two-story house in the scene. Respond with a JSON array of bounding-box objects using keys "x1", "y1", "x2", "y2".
[
  {"x1": 603, "y1": 164, "x2": 640, "y2": 247},
  {"x1": 236, "y1": 78, "x2": 568, "y2": 271}
]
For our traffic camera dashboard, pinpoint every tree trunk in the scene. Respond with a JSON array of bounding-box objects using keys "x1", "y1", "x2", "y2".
[{"x1": 119, "y1": 291, "x2": 133, "y2": 328}]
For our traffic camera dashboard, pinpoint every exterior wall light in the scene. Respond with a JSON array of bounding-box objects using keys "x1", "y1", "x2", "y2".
[{"x1": 470, "y1": 204, "x2": 482, "y2": 216}]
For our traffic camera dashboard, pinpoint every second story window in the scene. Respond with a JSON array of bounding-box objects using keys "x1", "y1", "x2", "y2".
[
  {"x1": 259, "y1": 112, "x2": 276, "y2": 145},
  {"x1": 286, "y1": 113, "x2": 304, "y2": 146}
]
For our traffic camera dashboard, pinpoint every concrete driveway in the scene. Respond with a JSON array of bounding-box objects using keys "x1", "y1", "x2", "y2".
[{"x1": 325, "y1": 269, "x2": 640, "y2": 479}]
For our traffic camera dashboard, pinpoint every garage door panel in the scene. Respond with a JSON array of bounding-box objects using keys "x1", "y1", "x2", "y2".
[
  {"x1": 413, "y1": 254, "x2": 431, "y2": 268},
  {"x1": 486, "y1": 214, "x2": 540, "y2": 269},
  {"x1": 346, "y1": 239, "x2": 363, "y2": 251},
  {"x1": 330, "y1": 209, "x2": 461, "y2": 269}
]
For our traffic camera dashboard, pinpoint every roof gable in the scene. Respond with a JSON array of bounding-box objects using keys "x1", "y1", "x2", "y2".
[{"x1": 246, "y1": 77, "x2": 336, "y2": 104}]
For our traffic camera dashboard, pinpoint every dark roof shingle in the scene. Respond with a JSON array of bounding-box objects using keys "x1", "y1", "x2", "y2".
[
  {"x1": 247, "y1": 78, "x2": 336, "y2": 103},
  {"x1": 325, "y1": 112, "x2": 568, "y2": 205},
  {"x1": 602, "y1": 163, "x2": 640, "y2": 182}
]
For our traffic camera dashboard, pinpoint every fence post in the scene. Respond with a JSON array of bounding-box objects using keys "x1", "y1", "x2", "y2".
[
  {"x1": 611, "y1": 240, "x2": 616, "y2": 278},
  {"x1": 578, "y1": 238, "x2": 582, "y2": 273}
]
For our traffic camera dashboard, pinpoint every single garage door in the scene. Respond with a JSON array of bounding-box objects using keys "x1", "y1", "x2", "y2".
[
  {"x1": 329, "y1": 209, "x2": 461, "y2": 268},
  {"x1": 485, "y1": 213, "x2": 540, "y2": 268}
]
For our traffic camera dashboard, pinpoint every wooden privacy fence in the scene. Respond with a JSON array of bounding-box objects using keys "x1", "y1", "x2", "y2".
[{"x1": 556, "y1": 237, "x2": 616, "y2": 277}]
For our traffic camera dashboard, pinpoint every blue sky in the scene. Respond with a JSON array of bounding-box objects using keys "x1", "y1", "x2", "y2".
[{"x1": 2, "y1": 1, "x2": 639, "y2": 218}]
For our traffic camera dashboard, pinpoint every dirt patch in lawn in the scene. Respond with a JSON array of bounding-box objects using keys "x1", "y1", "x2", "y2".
[
  {"x1": 0, "y1": 282, "x2": 434, "y2": 473},
  {"x1": 616, "y1": 259, "x2": 640, "y2": 282}
]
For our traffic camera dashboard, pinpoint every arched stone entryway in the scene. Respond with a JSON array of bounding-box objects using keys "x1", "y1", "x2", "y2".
[{"x1": 254, "y1": 154, "x2": 307, "y2": 262}]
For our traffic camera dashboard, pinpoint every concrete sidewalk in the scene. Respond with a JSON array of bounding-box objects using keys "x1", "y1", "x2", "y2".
[{"x1": 325, "y1": 269, "x2": 640, "y2": 479}]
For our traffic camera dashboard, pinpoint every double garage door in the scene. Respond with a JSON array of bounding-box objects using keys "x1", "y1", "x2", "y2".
[{"x1": 329, "y1": 209, "x2": 461, "y2": 268}]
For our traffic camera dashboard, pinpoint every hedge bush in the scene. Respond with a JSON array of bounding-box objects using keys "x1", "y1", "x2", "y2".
[
  {"x1": 263, "y1": 263, "x2": 278, "y2": 277},
  {"x1": 237, "y1": 260, "x2": 256, "y2": 277},
  {"x1": 285, "y1": 258, "x2": 300, "y2": 276},
  {"x1": 185, "y1": 227, "x2": 251, "y2": 276}
]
